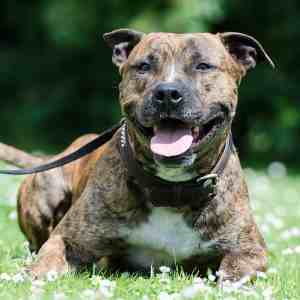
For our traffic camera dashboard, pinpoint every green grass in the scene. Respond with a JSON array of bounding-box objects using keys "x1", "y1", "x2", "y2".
[{"x1": 0, "y1": 162, "x2": 300, "y2": 299}]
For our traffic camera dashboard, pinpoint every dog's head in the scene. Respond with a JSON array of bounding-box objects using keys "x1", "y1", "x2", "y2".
[{"x1": 104, "y1": 29, "x2": 274, "y2": 181}]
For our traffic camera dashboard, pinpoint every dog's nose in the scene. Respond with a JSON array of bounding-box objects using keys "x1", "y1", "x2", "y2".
[{"x1": 153, "y1": 83, "x2": 183, "y2": 106}]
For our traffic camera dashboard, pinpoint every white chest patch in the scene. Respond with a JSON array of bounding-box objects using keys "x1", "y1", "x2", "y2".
[{"x1": 121, "y1": 208, "x2": 215, "y2": 269}]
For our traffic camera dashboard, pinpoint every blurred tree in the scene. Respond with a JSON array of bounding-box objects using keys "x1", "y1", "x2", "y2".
[
  {"x1": 212, "y1": 0, "x2": 300, "y2": 166},
  {"x1": 0, "y1": 0, "x2": 221, "y2": 152}
]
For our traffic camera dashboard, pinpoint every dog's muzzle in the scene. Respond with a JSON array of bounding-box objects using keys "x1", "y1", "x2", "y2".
[{"x1": 152, "y1": 82, "x2": 184, "y2": 108}]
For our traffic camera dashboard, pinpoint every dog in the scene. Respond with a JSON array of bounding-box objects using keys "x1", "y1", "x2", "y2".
[{"x1": 0, "y1": 29, "x2": 274, "y2": 281}]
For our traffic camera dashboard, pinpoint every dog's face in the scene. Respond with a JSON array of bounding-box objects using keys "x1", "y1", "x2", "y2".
[{"x1": 104, "y1": 30, "x2": 274, "y2": 180}]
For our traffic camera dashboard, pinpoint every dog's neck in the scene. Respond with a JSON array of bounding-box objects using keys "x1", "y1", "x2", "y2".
[
  {"x1": 120, "y1": 122, "x2": 233, "y2": 208},
  {"x1": 125, "y1": 122, "x2": 231, "y2": 183}
]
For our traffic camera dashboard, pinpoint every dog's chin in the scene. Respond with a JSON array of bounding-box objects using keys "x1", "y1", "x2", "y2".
[
  {"x1": 153, "y1": 150, "x2": 196, "y2": 168},
  {"x1": 134, "y1": 113, "x2": 227, "y2": 167}
]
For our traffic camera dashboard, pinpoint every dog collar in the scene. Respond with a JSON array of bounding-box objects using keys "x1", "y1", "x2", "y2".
[{"x1": 119, "y1": 121, "x2": 234, "y2": 208}]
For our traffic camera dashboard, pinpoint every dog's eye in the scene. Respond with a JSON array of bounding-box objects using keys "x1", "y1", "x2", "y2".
[
  {"x1": 136, "y1": 62, "x2": 151, "y2": 73},
  {"x1": 196, "y1": 63, "x2": 215, "y2": 71}
]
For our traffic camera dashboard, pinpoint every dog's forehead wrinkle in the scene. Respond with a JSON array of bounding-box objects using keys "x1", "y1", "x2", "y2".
[
  {"x1": 183, "y1": 35, "x2": 227, "y2": 63},
  {"x1": 139, "y1": 34, "x2": 176, "y2": 53},
  {"x1": 132, "y1": 33, "x2": 226, "y2": 69},
  {"x1": 138, "y1": 33, "x2": 195, "y2": 59}
]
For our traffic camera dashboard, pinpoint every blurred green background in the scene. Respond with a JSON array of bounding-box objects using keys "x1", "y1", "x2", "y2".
[{"x1": 0, "y1": 0, "x2": 299, "y2": 167}]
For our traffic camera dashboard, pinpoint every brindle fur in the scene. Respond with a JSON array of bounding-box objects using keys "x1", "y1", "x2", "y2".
[{"x1": 0, "y1": 30, "x2": 273, "y2": 281}]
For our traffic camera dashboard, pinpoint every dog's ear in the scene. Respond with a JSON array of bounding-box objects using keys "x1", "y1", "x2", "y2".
[
  {"x1": 220, "y1": 32, "x2": 275, "y2": 71},
  {"x1": 103, "y1": 28, "x2": 145, "y2": 68}
]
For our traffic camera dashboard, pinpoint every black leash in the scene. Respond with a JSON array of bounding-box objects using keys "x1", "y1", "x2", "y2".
[{"x1": 0, "y1": 119, "x2": 125, "y2": 175}]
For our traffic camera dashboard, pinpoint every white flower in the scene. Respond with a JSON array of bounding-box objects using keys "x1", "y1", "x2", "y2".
[
  {"x1": 232, "y1": 275, "x2": 251, "y2": 289},
  {"x1": 23, "y1": 241, "x2": 30, "y2": 251},
  {"x1": 267, "y1": 267, "x2": 278, "y2": 274},
  {"x1": 158, "y1": 292, "x2": 172, "y2": 300},
  {"x1": 260, "y1": 224, "x2": 271, "y2": 234},
  {"x1": 81, "y1": 289, "x2": 96, "y2": 299},
  {"x1": 159, "y1": 276, "x2": 170, "y2": 284},
  {"x1": 159, "y1": 266, "x2": 171, "y2": 284},
  {"x1": 282, "y1": 248, "x2": 294, "y2": 255},
  {"x1": 256, "y1": 271, "x2": 267, "y2": 279},
  {"x1": 221, "y1": 276, "x2": 251, "y2": 293},
  {"x1": 170, "y1": 293, "x2": 181, "y2": 300},
  {"x1": 208, "y1": 274, "x2": 216, "y2": 282},
  {"x1": 0, "y1": 273, "x2": 11, "y2": 281},
  {"x1": 180, "y1": 281, "x2": 209, "y2": 299},
  {"x1": 240, "y1": 288, "x2": 259, "y2": 298},
  {"x1": 12, "y1": 273, "x2": 25, "y2": 283},
  {"x1": 281, "y1": 246, "x2": 300, "y2": 255},
  {"x1": 91, "y1": 275, "x2": 102, "y2": 286},
  {"x1": 30, "y1": 281, "x2": 45, "y2": 299},
  {"x1": 159, "y1": 266, "x2": 171, "y2": 274},
  {"x1": 46, "y1": 270, "x2": 58, "y2": 282},
  {"x1": 193, "y1": 277, "x2": 204, "y2": 284},
  {"x1": 215, "y1": 270, "x2": 226, "y2": 280},
  {"x1": 265, "y1": 213, "x2": 283, "y2": 229},
  {"x1": 98, "y1": 279, "x2": 116, "y2": 299},
  {"x1": 25, "y1": 251, "x2": 37, "y2": 265},
  {"x1": 9, "y1": 210, "x2": 17, "y2": 220},
  {"x1": 262, "y1": 287, "x2": 273, "y2": 300},
  {"x1": 53, "y1": 292, "x2": 67, "y2": 300},
  {"x1": 100, "y1": 279, "x2": 116, "y2": 289},
  {"x1": 267, "y1": 161, "x2": 287, "y2": 179},
  {"x1": 221, "y1": 280, "x2": 234, "y2": 294},
  {"x1": 32, "y1": 280, "x2": 46, "y2": 287},
  {"x1": 181, "y1": 285, "x2": 202, "y2": 299},
  {"x1": 281, "y1": 227, "x2": 300, "y2": 240},
  {"x1": 29, "y1": 290, "x2": 44, "y2": 300}
]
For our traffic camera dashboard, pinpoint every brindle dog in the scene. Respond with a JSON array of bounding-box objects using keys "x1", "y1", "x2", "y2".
[{"x1": 0, "y1": 29, "x2": 274, "y2": 281}]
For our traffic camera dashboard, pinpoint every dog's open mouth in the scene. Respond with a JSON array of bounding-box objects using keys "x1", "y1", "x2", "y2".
[{"x1": 138, "y1": 115, "x2": 225, "y2": 158}]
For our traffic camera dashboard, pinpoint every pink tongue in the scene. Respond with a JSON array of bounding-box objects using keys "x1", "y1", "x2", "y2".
[{"x1": 150, "y1": 126, "x2": 193, "y2": 157}]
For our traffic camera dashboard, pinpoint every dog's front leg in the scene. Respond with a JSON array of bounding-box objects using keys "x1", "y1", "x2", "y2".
[
  {"x1": 218, "y1": 227, "x2": 267, "y2": 283},
  {"x1": 28, "y1": 141, "x2": 136, "y2": 279},
  {"x1": 218, "y1": 249, "x2": 267, "y2": 283},
  {"x1": 28, "y1": 196, "x2": 128, "y2": 279},
  {"x1": 29, "y1": 234, "x2": 72, "y2": 279},
  {"x1": 28, "y1": 193, "x2": 127, "y2": 279}
]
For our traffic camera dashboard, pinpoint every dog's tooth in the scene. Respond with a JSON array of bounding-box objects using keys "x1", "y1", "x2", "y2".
[
  {"x1": 153, "y1": 126, "x2": 158, "y2": 134},
  {"x1": 192, "y1": 127, "x2": 200, "y2": 137}
]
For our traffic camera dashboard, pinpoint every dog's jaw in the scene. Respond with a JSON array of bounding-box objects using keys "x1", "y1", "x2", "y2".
[{"x1": 149, "y1": 154, "x2": 197, "y2": 182}]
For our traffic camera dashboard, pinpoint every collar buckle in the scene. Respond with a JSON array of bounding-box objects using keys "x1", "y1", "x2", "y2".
[{"x1": 196, "y1": 173, "x2": 218, "y2": 185}]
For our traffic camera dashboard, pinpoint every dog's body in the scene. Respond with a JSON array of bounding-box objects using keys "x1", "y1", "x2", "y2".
[{"x1": 0, "y1": 30, "x2": 274, "y2": 281}]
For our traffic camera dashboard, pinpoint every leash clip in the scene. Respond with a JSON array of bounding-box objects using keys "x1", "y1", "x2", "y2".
[{"x1": 196, "y1": 173, "x2": 218, "y2": 188}]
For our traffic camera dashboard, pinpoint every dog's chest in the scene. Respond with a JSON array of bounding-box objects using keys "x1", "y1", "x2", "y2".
[{"x1": 122, "y1": 208, "x2": 215, "y2": 268}]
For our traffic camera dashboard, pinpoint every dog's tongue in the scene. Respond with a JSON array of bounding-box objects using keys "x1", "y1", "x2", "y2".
[{"x1": 150, "y1": 126, "x2": 193, "y2": 157}]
